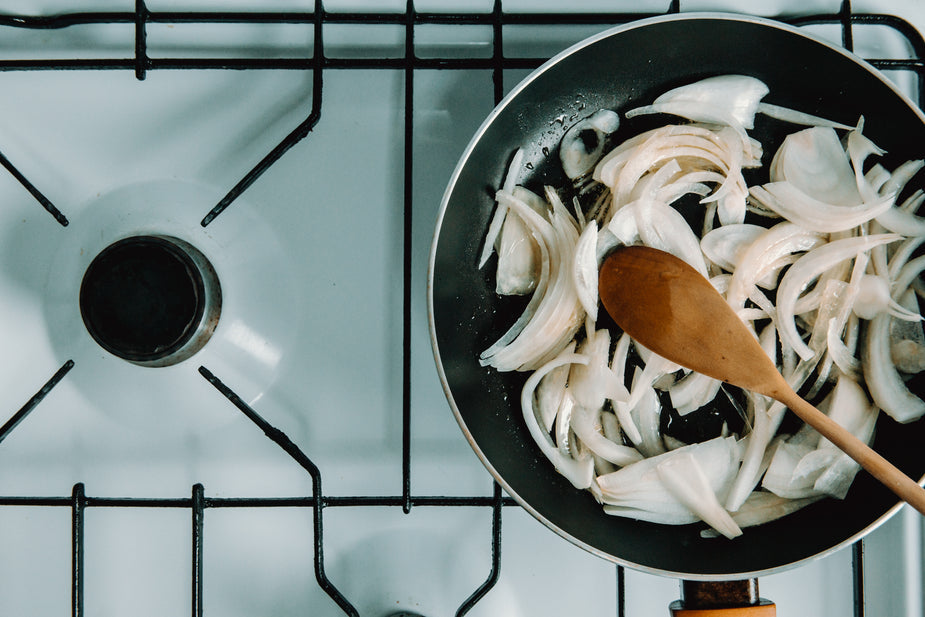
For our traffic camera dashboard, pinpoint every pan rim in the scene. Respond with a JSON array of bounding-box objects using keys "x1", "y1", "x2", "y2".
[{"x1": 427, "y1": 10, "x2": 925, "y2": 580}]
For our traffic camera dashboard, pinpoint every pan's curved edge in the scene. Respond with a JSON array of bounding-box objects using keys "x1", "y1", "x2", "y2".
[{"x1": 427, "y1": 10, "x2": 925, "y2": 580}]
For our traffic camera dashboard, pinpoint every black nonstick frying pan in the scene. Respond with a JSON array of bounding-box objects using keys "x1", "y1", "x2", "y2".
[{"x1": 428, "y1": 11, "x2": 925, "y2": 610}]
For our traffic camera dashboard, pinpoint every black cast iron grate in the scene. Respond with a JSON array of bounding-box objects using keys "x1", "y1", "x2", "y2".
[{"x1": 0, "y1": 1, "x2": 921, "y2": 616}]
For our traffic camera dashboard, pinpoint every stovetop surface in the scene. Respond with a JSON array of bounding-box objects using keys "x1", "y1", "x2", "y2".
[{"x1": 0, "y1": 2, "x2": 921, "y2": 616}]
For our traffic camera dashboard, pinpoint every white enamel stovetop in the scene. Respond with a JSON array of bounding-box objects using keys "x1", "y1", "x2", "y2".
[{"x1": 0, "y1": 1, "x2": 921, "y2": 616}]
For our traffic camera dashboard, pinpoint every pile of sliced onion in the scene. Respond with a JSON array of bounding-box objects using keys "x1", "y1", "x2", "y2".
[{"x1": 478, "y1": 74, "x2": 925, "y2": 538}]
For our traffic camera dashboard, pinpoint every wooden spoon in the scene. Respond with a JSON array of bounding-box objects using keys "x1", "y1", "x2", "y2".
[{"x1": 598, "y1": 245, "x2": 925, "y2": 516}]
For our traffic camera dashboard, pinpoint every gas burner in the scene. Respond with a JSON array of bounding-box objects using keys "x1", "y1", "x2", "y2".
[{"x1": 80, "y1": 235, "x2": 222, "y2": 367}]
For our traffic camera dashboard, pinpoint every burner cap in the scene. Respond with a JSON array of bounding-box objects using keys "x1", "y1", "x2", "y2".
[{"x1": 79, "y1": 235, "x2": 221, "y2": 366}]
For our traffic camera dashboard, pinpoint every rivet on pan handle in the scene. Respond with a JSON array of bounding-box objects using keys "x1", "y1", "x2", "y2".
[{"x1": 669, "y1": 579, "x2": 776, "y2": 616}]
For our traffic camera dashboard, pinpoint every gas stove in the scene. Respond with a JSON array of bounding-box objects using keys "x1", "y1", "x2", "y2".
[{"x1": 0, "y1": 1, "x2": 921, "y2": 616}]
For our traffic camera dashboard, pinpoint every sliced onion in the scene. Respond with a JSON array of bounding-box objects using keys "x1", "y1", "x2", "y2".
[
  {"x1": 494, "y1": 186, "x2": 547, "y2": 295},
  {"x1": 656, "y1": 451, "x2": 742, "y2": 539},
  {"x1": 770, "y1": 126, "x2": 861, "y2": 206},
  {"x1": 865, "y1": 163, "x2": 891, "y2": 195},
  {"x1": 595, "y1": 124, "x2": 749, "y2": 211},
  {"x1": 555, "y1": 389, "x2": 577, "y2": 458},
  {"x1": 874, "y1": 206, "x2": 925, "y2": 237},
  {"x1": 572, "y1": 221, "x2": 600, "y2": 320},
  {"x1": 560, "y1": 109, "x2": 621, "y2": 180},
  {"x1": 479, "y1": 148, "x2": 525, "y2": 269},
  {"x1": 891, "y1": 288, "x2": 925, "y2": 373},
  {"x1": 847, "y1": 129, "x2": 887, "y2": 203},
  {"x1": 707, "y1": 491, "x2": 823, "y2": 536},
  {"x1": 571, "y1": 404, "x2": 644, "y2": 466},
  {"x1": 597, "y1": 436, "x2": 741, "y2": 533},
  {"x1": 726, "y1": 221, "x2": 826, "y2": 309},
  {"x1": 608, "y1": 333, "x2": 644, "y2": 446},
  {"x1": 776, "y1": 234, "x2": 901, "y2": 361},
  {"x1": 481, "y1": 76, "x2": 925, "y2": 536},
  {"x1": 761, "y1": 440, "x2": 821, "y2": 499},
  {"x1": 611, "y1": 140, "x2": 731, "y2": 206},
  {"x1": 535, "y1": 340, "x2": 575, "y2": 432},
  {"x1": 569, "y1": 328, "x2": 626, "y2": 410},
  {"x1": 882, "y1": 159, "x2": 925, "y2": 197},
  {"x1": 608, "y1": 197, "x2": 709, "y2": 278},
  {"x1": 627, "y1": 367, "x2": 667, "y2": 458},
  {"x1": 749, "y1": 182, "x2": 895, "y2": 233},
  {"x1": 669, "y1": 371, "x2": 721, "y2": 416},
  {"x1": 701, "y1": 223, "x2": 766, "y2": 272},
  {"x1": 817, "y1": 375, "x2": 876, "y2": 449},
  {"x1": 521, "y1": 352, "x2": 595, "y2": 489},
  {"x1": 627, "y1": 75, "x2": 769, "y2": 129},
  {"x1": 863, "y1": 312, "x2": 925, "y2": 423},
  {"x1": 481, "y1": 189, "x2": 585, "y2": 371},
  {"x1": 862, "y1": 254, "x2": 925, "y2": 423},
  {"x1": 756, "y1": 102, "x2": 854, "y2": 130},
  {"x1": 827, "y1": 317, "x2": 861, "y2": 380}
]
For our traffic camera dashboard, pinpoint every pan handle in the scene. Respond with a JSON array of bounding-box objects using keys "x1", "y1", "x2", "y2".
[{"x1": 669, "y1": 580, "x2": 776, "y2": 616}]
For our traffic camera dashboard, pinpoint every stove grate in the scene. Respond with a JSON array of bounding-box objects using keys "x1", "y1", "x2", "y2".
[{"x1": 0, "y1": 1, "x2": 921, "y2": 616}]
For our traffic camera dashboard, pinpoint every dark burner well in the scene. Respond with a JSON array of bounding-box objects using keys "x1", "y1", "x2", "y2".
[{"x1": 80, "y1": 235, "x2": 219, "y2": 365}]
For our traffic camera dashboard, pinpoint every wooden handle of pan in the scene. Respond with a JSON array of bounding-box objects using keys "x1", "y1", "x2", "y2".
[
  {"x1": 670, "y1": 603, "x2": 776, "y2": 617},
  {"x1": 670, "y1": 580, "x2": 776, "y2": 617}
]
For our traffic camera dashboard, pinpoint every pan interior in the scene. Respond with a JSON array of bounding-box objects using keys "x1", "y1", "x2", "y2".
[{"x1": 430, "y1": 14, "x2": 925, "y2": 578}]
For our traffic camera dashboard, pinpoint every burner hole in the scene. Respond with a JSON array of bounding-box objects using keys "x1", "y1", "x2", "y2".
[{"x1": 79, "y1": 235, "x2": 221, "y2": 366}]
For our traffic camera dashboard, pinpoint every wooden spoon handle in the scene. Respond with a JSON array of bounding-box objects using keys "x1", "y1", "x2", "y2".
[{"x1": 774, "y1": 386, "x2": 925, "y2": 516}]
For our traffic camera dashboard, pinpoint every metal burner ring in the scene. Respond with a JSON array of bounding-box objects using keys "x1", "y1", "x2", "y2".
[{"x1": 79, "y1": 234, "x2": 222, "y2": 367}]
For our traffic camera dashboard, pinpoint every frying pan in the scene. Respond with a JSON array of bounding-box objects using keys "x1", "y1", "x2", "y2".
[{"x1": 428, "y1": 10, "x2": 925, "y2": 609}]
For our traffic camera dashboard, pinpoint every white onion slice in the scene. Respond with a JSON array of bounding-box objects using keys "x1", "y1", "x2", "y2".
[
  {"x1": 770, "y1": 126, "x2": 861, "y2": 206},
  {"x1": 571, "y1": 404, "x2": 644, "y2": 466},
  {"x1": 749, "y1": 182, "x2": 895, "y2": 233},
  {"x1": 756, "y1": 102, "x2": 854, "y2": 130},
  {"x1": 535, "y1": 340, "x2": 575, "y2": 432},
  {"x1": 481, "y1": 190, "x2": 585, "y2": 371},
  {"x1": 572, "y1": 221, "x2": 600, "y2": 320},
  {"x1": 726, "y1": 221, "x2": 826, "y2": 309},
  {"x1": 597, "y1": 436, "x2": 741, "y2": 533},
  {"x1": 625, "y1": 74, "x2": 767, "y2": 134},
  {"x1": 827, "y1": 318, "x2": 861, "y2": 379},
  {"x1": 494, "y1": 187, "x2": 547, "y2": 295},
  {"x1": 669, "y1": 371, "x2": 721, "y2": 416},
  {"x1": 847, "y1": 129, "x2": 886, "y2": 203},
  {"x1": 762, "y1": 440, "x2": 821, "y2": 499},
  {"x1": 560, "y1": 109, "x2": 620, "y2": 180},
  {"x1": 777, "y1": 234, "x2": 901, "y2": 361},
  {"x1": 608, "y1": 198, "x2": 709, "y2": 278},
  {"x1": 569, "y1": 328, "x2": 626, "y2": 410},
  {"x1": 609, "y1": 334, "x2": 644, "y2": 446},
  {"x1": 863, "y1": 312, "x2": 925, "y2": 423},
  {"x1": 628, "y1": 367, "x2": 667, "y2": 458},
  {"x1": 817, "y1": 375, "x2": 876, "y2": 449},
  {"x1": 479, "y1": 148, "x2": 525, "y2": 269},
  {"x1": 706, "y1": 491, "x2": 823, "y2": 537},
  {"x1": 874, "y1": 206, "x2": 925, "y2": 237},
  {"x1": 555, "y1": 389, "x2": 576, "y2": 458},
  {"x1": 866, "y1": 163, "x2": 891, "y2": 195},
  {"x1": 701, "y1": 223, "x2": 766, "y2": 272},
  {"x1": 656, "y1": 452, "x2": 742, "y2": 539},
  {"x1": 521, "y1": 352, "x2": 595, "y2": 489},
  {"x1": 882, "y1": 159, "x2": 925, "y2": 197},
  {"x1": 863, "y1": 254, "x2": 925, "y2": 423}
]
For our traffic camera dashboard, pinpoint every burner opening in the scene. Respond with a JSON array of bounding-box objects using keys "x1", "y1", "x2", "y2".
[{"x1": 79, "y1": 235, "x2": 221, "y2": 366}]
